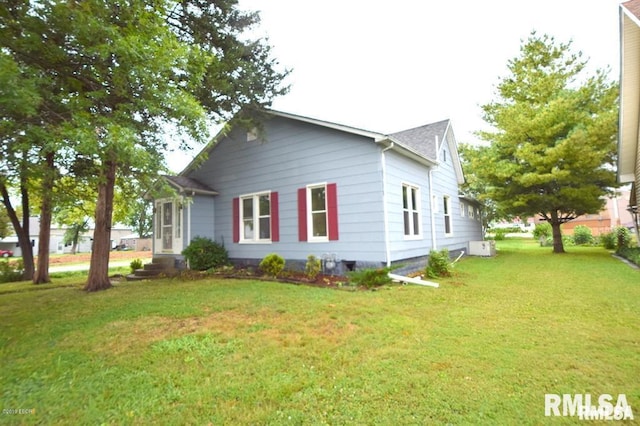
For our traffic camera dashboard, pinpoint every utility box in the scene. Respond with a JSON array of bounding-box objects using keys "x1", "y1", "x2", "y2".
[{"x1": 469, "y1": 240, "x2": 496, "y2": 257}]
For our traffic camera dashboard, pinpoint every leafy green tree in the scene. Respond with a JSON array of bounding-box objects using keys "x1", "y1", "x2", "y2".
[
  {"x1": 474, "y1": 33, "x2": 618, "y2": 253},
  {"x1": 0, "y1": 205, "x2": 12, "y2": 239},
  {"x1": 0, "y1": 40, "x2": 46, "y2": 280},
  {"x1": 2, "y1": 1, "x2": 288, "y2": 291},
  {"x1": 61, "y1": 221, "x2": 90, "y2": 254}
]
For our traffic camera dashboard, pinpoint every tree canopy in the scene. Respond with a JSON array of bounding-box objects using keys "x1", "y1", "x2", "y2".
[
  {"x1": 467, "y1": 33, "x2": 618, "y2": 253},
  {"x1": 0, "y1": 0, "x2": 288, "y2": 289}
]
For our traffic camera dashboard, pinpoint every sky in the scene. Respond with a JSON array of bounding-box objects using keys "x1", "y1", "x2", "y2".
[{"x1": 167, "y1": 0, "x2": 623, "y2": 172}]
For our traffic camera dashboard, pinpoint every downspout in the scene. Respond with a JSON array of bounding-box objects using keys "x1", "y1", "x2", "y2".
[
  {"x1": 429, "y1": 135, "x2": 439, "y2": 250},
  {"x1": 188, "y1": 191, "x2": 194, "y2": 245},
  {"x1": 429, "y1": 169, "x2": 437, "y2": 250},
  {"x1": 381, "y1": 142, "x2": 394, "y2": 267}
]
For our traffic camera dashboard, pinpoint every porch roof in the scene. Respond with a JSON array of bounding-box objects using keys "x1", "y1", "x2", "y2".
[{"x1": 164, "y1": 176, "x2": 218, "y2": 196}]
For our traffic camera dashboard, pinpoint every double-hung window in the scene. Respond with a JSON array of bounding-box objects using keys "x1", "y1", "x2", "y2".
[
  {"x1": 297, "y1": 183, "x2": 339, "y2": 242},
  {"x1": 443, "y1": 195, "x2": 452, "y2": 236},
  {"x1": 240, "y1": 192, "x2": 271, "y2": 242},
  {"x1": 402, "y1": 184, "x2": 421, "y2": 238},
  {"x1": 309, "y1": 185, "x2": 328, "y2": 240}
]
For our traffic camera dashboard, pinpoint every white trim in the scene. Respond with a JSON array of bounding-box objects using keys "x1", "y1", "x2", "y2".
[
  {"x1": 402, "y1": 182, "x2": 422, "y2": 240},
  {"x1": 306, "y1": 183, "x2": 329, "y2": 243},
  {"x1": 381, "y1": 143, "x2": 394, "y2": 267},
  {"x1": 428, "y1": 171, "x2": 437, "y2": 250},
  {"x1": 239, "y1": 191, "x2": 273, "y2": 243},
  {"x1": 444, "y1": 195, "x2": 453, "y2": 236}
]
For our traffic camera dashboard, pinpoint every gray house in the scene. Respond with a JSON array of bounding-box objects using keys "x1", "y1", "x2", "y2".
[{"x1": 153, "y1": 110, "x2": 483, "y2": 274}]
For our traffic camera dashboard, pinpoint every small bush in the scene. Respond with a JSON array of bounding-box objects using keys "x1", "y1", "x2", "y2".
[
  {"x1": 130, "y1": 258, "x2": 143, "y2": 274},
  {"x1": 615, "y1": 226, "x2": 633, "y2": 252},
  {"x1": 0, "y1": 259, "x2": 24, "y2": 283},
  {"x1": 182, "y1": 237, "x2": 229, "y2": 271},
  {"x1": 426, "y1": 249, "x2": 452, "y2": 279},
  {"x1": 572, "y1": 225, "x2": 593, "y2": 245},
  {"x1": 259, "y1": 253, "x2": 285, "y2": 278},
  {"x1": 600, "y1": 231, "x2": 617, "y2": 250},
  {"x1": 305, "y1": 255, "x2": 321, "y2": 281},
  {"x1": 493, "y1": 229, "x2": 506, "y2": 240},
  {"x1": 617, "y1": 246, "x2": 640, "y2": 266},
  {"x1": 347, "y1": 267, "x2": 392, "y2": 288},
  {"x1": 532, "y1": 222, "x2": 552, "y2": 243}
]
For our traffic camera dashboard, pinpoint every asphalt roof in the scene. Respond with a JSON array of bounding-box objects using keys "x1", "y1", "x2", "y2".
[{"x1": 389, "y1": 119, "x2": 450, "y2": 162}]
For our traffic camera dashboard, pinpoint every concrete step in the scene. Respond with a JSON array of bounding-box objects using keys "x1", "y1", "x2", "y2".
[
  {"x1": 133, "y1": 268, "x2": 162, "y2": 277},
  {"x1": 151, "y1": 257, "x2": 175, "y2": 268}
]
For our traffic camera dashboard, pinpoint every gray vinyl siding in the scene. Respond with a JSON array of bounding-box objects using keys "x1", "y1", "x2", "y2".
[
  {"x1": 384, "y1": 150, "x2": 434, "y2": 261},
  {"x1": 187, "y1": 194, "x2": 215, "y2": 248},
  {"x1": 429, "y1": 133, "x2": 483, "y2": 252},
  {"x1": 187, "y1": 116, "x2": 387, "y2": 264}
]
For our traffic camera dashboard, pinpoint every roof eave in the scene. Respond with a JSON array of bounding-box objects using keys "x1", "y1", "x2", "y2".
[
  {"x1": 618, "y1": 2, "x2": 640, "y2": 182},
  {"x1": 376, "y1": 136, "x2": 439, "y2": 167},
  {"x1": 165, "y1": 177, "x2": 219, "y2": 196}
]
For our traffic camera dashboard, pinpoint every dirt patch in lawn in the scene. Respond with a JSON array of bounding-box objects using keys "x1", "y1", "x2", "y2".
[{"x1": 77, "y1": 307, "x2": 359, "y2": 356}]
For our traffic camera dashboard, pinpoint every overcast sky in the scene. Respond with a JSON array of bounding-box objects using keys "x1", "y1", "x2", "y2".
[{"x1": 168, "y1": 0, "x2": 623, "y2": 172}]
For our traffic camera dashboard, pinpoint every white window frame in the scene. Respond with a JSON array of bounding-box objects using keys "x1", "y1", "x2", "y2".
[
  {"x1": 239, "y1": 191, "x2": 272, "y2": 243},
  {"x1": 307, "y1": 183, "x2": 329, "y2": 242},
  {"x1": 402, "y1": 183, "x2": 422, "y2": 239},
  {"x1": 468, "y1": 204, "x2": 474, "y2": 219},
  {"x1": 460, "y1": 201, "x2": 466, "y2": 217},
  {"x1": 247, "y1": 128, "x2": 258, "y2": 142},
  {"x1": 154, "y1": 197, "x2": 183, "y2": 254},
  {"x1": 443, "y1": 195, "x2": 453, "y2": 236}
]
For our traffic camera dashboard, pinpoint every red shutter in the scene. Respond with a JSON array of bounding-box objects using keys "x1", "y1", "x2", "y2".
[
  {"x1": 232, "y1": 197, "x2": 240, "y2": 243},
  {"x1": 298, "y1": 188, "x2": 307, "y2": 241},
  {"x1": 270, "y1": 191, "x2": 279, "y2": 242},
  {"x1": 327, "y1": 183, "x2": 339, "y2": 240}
]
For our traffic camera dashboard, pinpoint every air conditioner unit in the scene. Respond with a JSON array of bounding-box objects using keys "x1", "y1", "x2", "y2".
[{"x1": 469, "y1": 240, "x2": 496, "y2": 257}]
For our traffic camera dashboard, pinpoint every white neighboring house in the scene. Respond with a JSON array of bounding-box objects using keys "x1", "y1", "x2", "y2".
[{"x1": 0, "y1": 217, "x2": 133, "y2": 256}]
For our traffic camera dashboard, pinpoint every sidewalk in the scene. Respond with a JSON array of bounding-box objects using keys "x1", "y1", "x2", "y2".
[{"x1": 48, "y1": 260, "x2": 134, "y2": 273}]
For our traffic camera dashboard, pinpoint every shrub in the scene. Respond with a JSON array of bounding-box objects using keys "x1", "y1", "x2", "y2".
[
  {"x1": 182, "y1": 237, "x2": 229, "y2": 271},
  {"x1": 572, "y1": 225, "x2": 593, "y2": 245},
  {"x1": 305, "y1": 255, "x2": 321, "y2": 281},
  {"x1": 347, "y1": 267, "x2": 392, "y2": 288},
  {"x1": 615, "y1": 226, "x2": 633, "y2": 252},
  {"x1": 0, "y1": 259, "x2": 24, "y2": 283},
  {"x1": 130, "y1": 258, "x2": 143, "y2": 274},
  {"x1": 259, "y1": 253, "x2": 285, "y2": 278},
  {"x1": 532, "y1": 222, "x2": 552, "y2": 240},
  {"x1": 617, "y1": 247, "x2": 640, "y2": 266},
  {"x1": 493, "y1": 229, "x2": 506, "y2": 240},
  {"x1": 600, "y1": 231, "x2": 617, "y2": 250},
  {"x1": 426, "y1": 249, "x2": 452, "y2": 279}
]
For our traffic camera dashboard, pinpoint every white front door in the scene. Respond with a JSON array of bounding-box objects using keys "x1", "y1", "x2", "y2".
[
  {"x1": 162, "y1": 202, "x2": 173, "y2": 251},
  {"x1": 155, "y1": 199, "x2": 183, "y2": 254}
]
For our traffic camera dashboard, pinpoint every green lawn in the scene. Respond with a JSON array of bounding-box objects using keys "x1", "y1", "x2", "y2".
[{"x1": 1, "y1": 240, "x2": 638, "y2": 424}]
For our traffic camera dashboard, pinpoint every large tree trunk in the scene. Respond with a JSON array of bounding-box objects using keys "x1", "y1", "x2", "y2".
[
  {"x1": 85, "y1": 157, "x2": 117, "y2": 292},
  {"x1": 550, "y1": 211, "x2": 565, "y2": 254},
  {"x1": 34, "y1": 152, "x2": 55, "y2": 284},
  {"x1": 0, "y1": 180, "x2": 35, "y2": 280}
]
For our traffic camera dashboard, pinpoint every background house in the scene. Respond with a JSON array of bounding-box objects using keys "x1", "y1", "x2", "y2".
[
  {"x1": 559, "y1": 192, "x2": 634, "y2": 236},
  {"x1": 153, "y1": 110, "x2": 483, "y2": 274},
  {"x1": 0, "y1": 217, "x2": 134, "y2": 256}
]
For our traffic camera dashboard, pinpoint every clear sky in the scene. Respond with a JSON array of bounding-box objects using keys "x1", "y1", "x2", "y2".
[{"x1": 168, "y1": 0, "x2": 623, "y2": 172}]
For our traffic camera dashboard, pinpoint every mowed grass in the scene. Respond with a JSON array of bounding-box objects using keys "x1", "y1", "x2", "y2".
[{"x1": 1, "y1": 240, "x2": 638, "y2": 424}]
